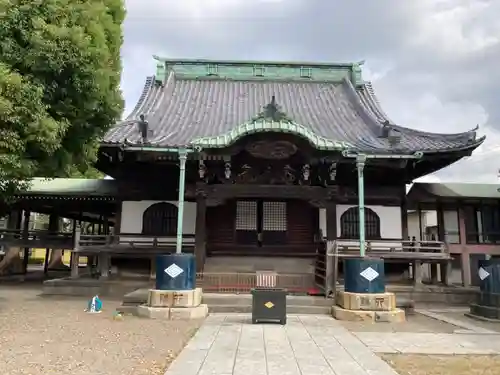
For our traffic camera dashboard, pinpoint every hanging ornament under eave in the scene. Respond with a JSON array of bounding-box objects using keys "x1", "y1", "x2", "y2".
[{"x1": 85, "y1": 295, "x2": 103, "y2": 313}]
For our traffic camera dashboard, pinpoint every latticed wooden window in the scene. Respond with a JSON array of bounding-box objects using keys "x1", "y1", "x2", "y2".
[
  {"x1": 262, "y1": 201, "x2": 287, "y2": 231},
  {"x1": 340, "y1": 207, "x2": 381, "y2": 240},
  {"x1": 262, "y1": 201, "x2": 287, "y2": 245},
  {"x1": 235, "y1": 201, "x2": 258, "y2": 230},
  {"x1": 235, "y1": 201, "x2": 258, "y2": 244},
  {"x1": 142, "y1": 202, "x2": 178, "y2": 236}
]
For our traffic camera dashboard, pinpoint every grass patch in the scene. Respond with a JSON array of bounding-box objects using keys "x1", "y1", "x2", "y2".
[{"x1": 383, "y1": 354, "x2": 500, "y2": 375}]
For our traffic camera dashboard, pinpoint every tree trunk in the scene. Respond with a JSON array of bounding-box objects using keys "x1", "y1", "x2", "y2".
[
  {"x1": 48, "y1": 249, "x2": 69, "y2": 269},
  {"x1": 0, "y1": 211, "x2": 24, "y2": 274},
  {"x1": 46, "y1": 215, "x2": 69, "y2": 270},
  {"x1": 0, "y1": 247, "x2": 24, "y2": 274}
]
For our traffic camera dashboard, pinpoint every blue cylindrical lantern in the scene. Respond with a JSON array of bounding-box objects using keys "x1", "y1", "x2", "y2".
[
  {"x1": 344, "y1": 257, "x2": 385, "y2": 294},
  {"x1": 155, "y1": 253, "x2": 196, "y2": 290}
]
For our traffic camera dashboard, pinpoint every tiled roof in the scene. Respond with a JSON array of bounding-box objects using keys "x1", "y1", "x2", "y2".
[
  {"x1": 408, "y1": 182, "x2": 500, "y2": 199},
  {"x1": 105, "y1": 66, "x2": 484, "y2": 154},
  {"x1": 18, "y1": 178, "x2": 117, "y2": 197}
]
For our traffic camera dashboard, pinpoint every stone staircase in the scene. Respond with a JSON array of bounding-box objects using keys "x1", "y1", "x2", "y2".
[{"x1": 117, "y1": 289, "x2": 333, "y2": 315}]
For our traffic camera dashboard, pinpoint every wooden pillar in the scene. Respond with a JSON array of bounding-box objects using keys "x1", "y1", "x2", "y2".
[
  {"x1": 112, "y1": 201, "x2": 122, "y2": 275},
  {"x1": 114, "y1": 201, "x2": 122, "y2": 234},
  {"x1": 325, "y1": 203, "x2": 337, "y2": 297},
  {"x1": 434, "y1": 203, "x2": 446, "y2": 284},
  {"x1": 325, "y1": 203, "x2": 337, "y2": 241},
  {"x1": 97, "y1": 215, "x2": 109, "y2": 278},
  {"x1": 71, "y1": 225, "x2": 81, "y2": 278},
  {"x1": 400, "y1": 192, "x2": 409, "y2": 240},
  {"x1": 46, "y1": 214, "x2": 59, "y2": 270},
  {"x1": 458, "y1": 207, "x2": 471, "y2": 287},
  {"x1": 436, "y1": 203, "x2": 445, "y2": 242},
  {"x1": 22, "y1": 210, "x2": 31, "y2": 274},
  {"x1": 430, "y1": 263, "x2": 439, "y2": 284},
  {"x1": 417, "y1": 205, "x2": 423, "y2": 240},
  {"x1": 413, "y1": 260, "x2": 423, "y2": 286},
  {"x1": 68, "y1": 219, "x2": 77, "y2": 275},
  {"x1": 195, "y1": 194, "x2": 207, "y2": 272}
]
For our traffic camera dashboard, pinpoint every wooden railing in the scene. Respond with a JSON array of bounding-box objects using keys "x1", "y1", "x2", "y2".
[
  {"x1": 75, "y1": 232, "x2": 196, "y2": 254},
  {"x1": 313, "y1": 238, "x2": 451, "y2": 296},
  {"x1": 0, "y1": 229, "x2": 73, "y2": 249},
  {"x1": 329, "y1": 239, "x2": 450, "y2": 260}
]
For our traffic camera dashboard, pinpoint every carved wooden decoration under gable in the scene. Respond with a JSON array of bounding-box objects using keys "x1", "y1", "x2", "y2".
[
  {"x1": 245, "y1": 140, "x2": 298, "y2": 160},
  {"x1": 232, "y1": 163, "x2": 298, "y2": 185}
]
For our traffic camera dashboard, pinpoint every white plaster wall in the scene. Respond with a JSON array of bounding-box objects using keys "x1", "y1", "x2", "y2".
[
  {"x1": 443, "y1": 210, "x2": 460, "y2": 244},
  {"x1": 120, "y1": 200, "x2": 197, "y2": 234},
  {"x1": 336, "y1": 205, "x2": 402, "y2": 239},
  {"x1": 407, "y1": 212, "x2": 420, "y2": 240},
  {"x1": 319, "y1": 208, "x2": 327, "y2": 238}
]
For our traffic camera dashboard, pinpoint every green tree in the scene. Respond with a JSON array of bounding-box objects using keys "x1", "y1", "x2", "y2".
[
  {"x1": 0, "y1": 0, "x2": 125, "y2": 200},
  {"x1": 0, "y1": 0, "x2": 124, "y2": 273}
]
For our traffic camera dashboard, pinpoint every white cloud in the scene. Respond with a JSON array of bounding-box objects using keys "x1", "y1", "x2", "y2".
[{"x1": 121, "y1": 0, "x2": 500, "y2": 182}]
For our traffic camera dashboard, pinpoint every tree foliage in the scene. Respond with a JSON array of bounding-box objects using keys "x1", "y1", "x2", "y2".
[{"x1": 0, "y1": 0, "x2": 125, "y2": 200}]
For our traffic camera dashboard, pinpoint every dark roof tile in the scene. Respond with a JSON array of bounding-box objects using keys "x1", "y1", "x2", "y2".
[{"x1": 104, "y1": 74, "x2": 484, "y2": 154}]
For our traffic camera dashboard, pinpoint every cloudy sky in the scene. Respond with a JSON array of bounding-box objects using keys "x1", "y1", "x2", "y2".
[{"x1": 121, "y1": 0, "x2": 500, "y2": 183}]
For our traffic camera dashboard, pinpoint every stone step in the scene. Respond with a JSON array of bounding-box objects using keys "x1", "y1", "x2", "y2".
[
  {"x1": 203, "y1": 293, "x2": 333, "y2": 307},
  {"x1": 123, "y1": 288, "x2": 149, "y2": 304},
  {"x1": 117, "y1": 303, "x2": 331, "y2": 315},
  {"x1": 122, "y1": 290, "x2": 333, "y2": 306},
  {"x1": 208, "y1": 304, "x2": 331, "y2": 315}
]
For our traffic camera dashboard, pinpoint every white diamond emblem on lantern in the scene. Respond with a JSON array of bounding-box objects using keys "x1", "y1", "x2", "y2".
[
  {"x1": 360, "y1": 267, "x2": 379, "y2": 282},
  {"x1": 164, "y1": 263, "x2": 184, "y2": 279},
  {"x1": 478, "y1": 267, "x2": 490, "y2": 281}
]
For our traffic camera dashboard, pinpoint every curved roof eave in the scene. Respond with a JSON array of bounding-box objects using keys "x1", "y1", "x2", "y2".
[
  {"x1": 190, "y1": 119, "x2": 352, "y2": 151},
  {"x1": 361, "y1": 81, "x2": 482, "y2": 140},
  {"x1": 419, "y1": 135, "x2": 486, "y2": 154}
]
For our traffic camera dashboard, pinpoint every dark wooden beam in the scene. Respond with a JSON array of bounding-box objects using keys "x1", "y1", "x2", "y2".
[{"x1": 195, "y1": 194, "x2": 207, "y2": 271}]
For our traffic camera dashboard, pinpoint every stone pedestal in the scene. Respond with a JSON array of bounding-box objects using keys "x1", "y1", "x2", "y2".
[
  {"x1": 332, "y1": 291, "x2": 405, "y2": 323},
  {"x1": 136, "y1": 288, "x2": 208, "y2": 320},
  {"x1": 333, "y1": 258, "x2": 404, "y2": 323}
]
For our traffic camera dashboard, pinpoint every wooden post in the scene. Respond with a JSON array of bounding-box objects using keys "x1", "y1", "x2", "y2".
[
  {"x1": 43, "y1": 248, "x2": 50, "y2": 274},
  {"x1": 325, "y1": 203, "x2": 337, "y2": 297},
  {"x1": 430, "y1": 264, "x2": 439, "y2": 284},
  {"x1": 67, "y1": 219, "x2": 77, "y2": 275},
  {"x1": 457, "y1": 207, "x2": 471, "y2": 287},
  {"x1": 98, "y1": 253, "x2": 109, "y2": 278},
  {"x1": 436, "y1": 203, "x2": 447, "y2": 284},
  {"x1": 71, "y1": 226, "x2": 81, "y2": 278},
  {"x1": 413, "y1": 241, "x2": 423, "y2": 286},
  {"x1": 97, "y1": 216, "x2": 109, "y2": 278},
  {"x1": 436, "y1": 203, "x2": 446, "y2": 242},
  {"x1": 22, "y1": 210, "x2": 30, "y2": 274},
  {"x1": 400, "y1": 190, "x2": 409, "y2": 240},
  {"x1": 195, "y1": 193, "x2": 207, "y2": 272},
  {"x1": 417, "y1": 205, "x2": 423, "y2": 240}
]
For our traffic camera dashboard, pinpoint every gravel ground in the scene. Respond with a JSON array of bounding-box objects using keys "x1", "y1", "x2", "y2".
[
  {"x1": 383, "y1": 354, "x2": 500, "y2": 375},
  {"x1": 339, "y1": 312, "x2": 458, "y2": 333},
  {"x1": 0, "y1": 286, "x2": 203, "y2": 375}
]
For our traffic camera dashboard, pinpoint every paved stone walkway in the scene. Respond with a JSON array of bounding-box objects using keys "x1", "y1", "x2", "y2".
[
  {"x1": 165, "y1": 314, "x2": 399, "y2": 375},
  {"x1": 354, "y1": 331, "x2": 500, "y2": 355},
  {"x1": 416, "y1": 308, "x2": 496, "y2": 334}
]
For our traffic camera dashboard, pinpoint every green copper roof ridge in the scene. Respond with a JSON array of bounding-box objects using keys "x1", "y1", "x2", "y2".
[
  {"x1": 153, "y1": 55, "x2": 362, "y2": 68},
  {"x1": 190, "y1": 118, "x2": 352, "y2": 150}
]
